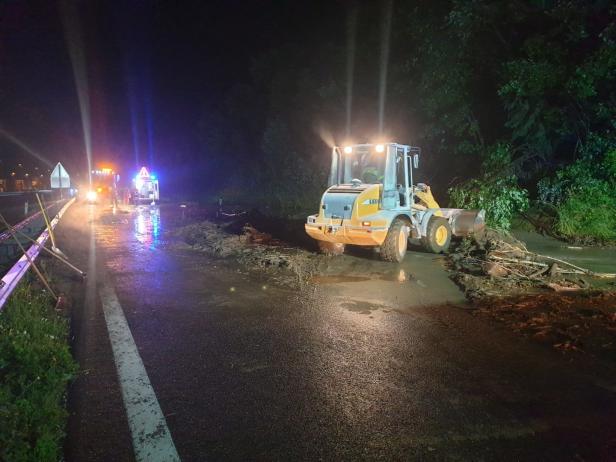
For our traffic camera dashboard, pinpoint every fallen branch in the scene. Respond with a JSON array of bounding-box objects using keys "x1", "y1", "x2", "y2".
[
  {"x1": 529, "y1": 266, "x2": 548, "y2": 279},
  {"x1": 490, "y1": 255, "x2": 548, "y2": 268}
]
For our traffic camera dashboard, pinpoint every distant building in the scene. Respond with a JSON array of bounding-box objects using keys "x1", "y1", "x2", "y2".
[{"x1": 0, "y1": 159, "x2": 51, "y2": 192}]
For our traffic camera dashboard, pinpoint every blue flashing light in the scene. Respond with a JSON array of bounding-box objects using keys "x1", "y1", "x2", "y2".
[{"x1": 150, "y1": 174, "x2": 157, "y2": 180}]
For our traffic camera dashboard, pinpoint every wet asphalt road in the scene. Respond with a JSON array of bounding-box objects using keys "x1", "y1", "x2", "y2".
[{"x1": 56, "y1": 202, "x2": 616, "y2": 461}]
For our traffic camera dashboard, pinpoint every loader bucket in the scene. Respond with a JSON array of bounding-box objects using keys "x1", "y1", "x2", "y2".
[{"x1": 451, "y1": 209, "x2": 485, "y2": 237}]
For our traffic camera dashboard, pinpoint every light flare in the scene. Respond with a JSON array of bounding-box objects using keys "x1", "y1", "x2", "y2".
[
  {"x1": 0, "y1": 127, "x2": 52, "y2": 167},
  {"x1": 60, "y1": 0, "x2": 93, "y2": 187},
  {"x1": 378, "y1": 0, "x2": 393, "y2": 135}
]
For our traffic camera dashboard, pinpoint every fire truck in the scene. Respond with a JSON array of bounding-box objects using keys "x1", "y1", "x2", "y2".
[
  {"x1": 131, "y1": 166, "x2": 159, "y2": 204},
  {"x1": 86, "y1": 167, "x2": 119, "y2": 205}
]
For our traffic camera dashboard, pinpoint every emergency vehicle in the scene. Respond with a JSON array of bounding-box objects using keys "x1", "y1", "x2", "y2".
[
  {"x1": 86, "y1": 167, "x2": 119, "y2": 205},
  {"x1": 132, "y1": 166, "x2": 159, "y2": 204}
]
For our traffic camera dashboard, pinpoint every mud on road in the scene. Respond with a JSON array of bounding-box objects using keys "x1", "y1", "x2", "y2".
[
  {"x1": 51, "y1": 202, "x2": 616, "y2": 461},
  {"x1": 172, "y1": 220, "x2": 321, "y2": 287},
  {"x1": 171, "y1": 212, "x2": 466, "y2": 307},
  {"x1": 174, "y1": 212, "x2": 616, "y2": 362}
]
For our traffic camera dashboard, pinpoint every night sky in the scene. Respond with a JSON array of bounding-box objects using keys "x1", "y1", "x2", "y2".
[{"x1": 0, "y1": 0, "x2": 345, "y2": 187}]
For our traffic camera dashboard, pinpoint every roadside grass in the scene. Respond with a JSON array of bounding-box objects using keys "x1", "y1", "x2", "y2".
[{"x1": 0, "y1": 283, "x2": 77, "y2": 462}]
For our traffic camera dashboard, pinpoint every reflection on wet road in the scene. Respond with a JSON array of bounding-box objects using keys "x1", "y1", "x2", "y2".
[
  {"x1": 134, "y1": 206, "x2": 161, "y2": 248},
  {"x1": 310, "y1": 245, "x2": 467, "y2": 312},
  {"x1": 71, "y1": 203, "x2": 616, "y2": 460}
]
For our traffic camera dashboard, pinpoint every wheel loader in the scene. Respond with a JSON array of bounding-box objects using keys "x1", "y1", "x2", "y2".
[{"x1": 305, "y1": 143, "x2": 485, "y2": 262}]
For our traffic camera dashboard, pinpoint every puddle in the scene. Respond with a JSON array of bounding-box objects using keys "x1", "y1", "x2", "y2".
[
  {"x1": 310, "y1": 275, "x2": 372, "y2": 284},
  {"x1": 514, "y1": 231, "x2": 616, "y2": 274},
  {"x1": 311, "y1": 269, "x2": 414, "y2": 285},
  {"x1": 378, "y1": 268, "x2": 413, "y2": 282},
  {"x1": 341, "y1": 300, "x2": 383, "y2": 314},
  {"x1": 309, "y1": 251, "x2": 467, "y2": 307}
]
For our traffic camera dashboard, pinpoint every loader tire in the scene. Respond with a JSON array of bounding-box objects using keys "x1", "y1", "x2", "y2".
[
  {"x1": 380, "y1": 218, "x2": 409, "y2": 262},
  {"x1": 424, "y1": 217, "x2": 452, "y2": 254},
  {"x1": 318, "y1": 241, "x2": 345, "y2": 256}
]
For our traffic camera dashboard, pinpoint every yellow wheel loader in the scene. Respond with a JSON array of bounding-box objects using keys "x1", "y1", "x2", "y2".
[{"x1": 305, "y1": 143, "x2": 485, "y2": 262}]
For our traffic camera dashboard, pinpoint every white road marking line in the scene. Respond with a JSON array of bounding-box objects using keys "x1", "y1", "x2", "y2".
[{"x1": 100, "y1": 283, "x2": 181, "y2": 462}]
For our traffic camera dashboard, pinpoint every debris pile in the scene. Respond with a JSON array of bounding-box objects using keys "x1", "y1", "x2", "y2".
[
  {"x1": 242, "y1": 224, "x2": 275, "y2": 245},
  {"x1": 173, "y1": 221, "x2": 320, "y2": 285},
  {"x1": 474, "y1": 291, "x2": 616, "y2": 360},
  {"x1": 450, "y1": 229, "x2": 616, "y2": 359},
  {"x1": 449, "y1": 229, "x2": 615, "y2": 300}
]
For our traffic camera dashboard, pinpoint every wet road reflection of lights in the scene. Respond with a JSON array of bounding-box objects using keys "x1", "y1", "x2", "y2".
[
  {"x1": 97, "y1": 205, "x2": 178, "y2": 293},
  {"x1": 134, "y1": 206, "x2": 161, "y2": 248}
]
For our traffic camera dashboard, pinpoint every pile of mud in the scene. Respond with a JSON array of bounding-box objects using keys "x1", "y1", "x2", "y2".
[
  {"x1": 474, "y1": 291, "x2": 616, "y2": 360},
  {"x1": 449, "y1": 229, "x2": 614, "y2": 300},
  {"x1": 172, "y1": 220, "x2": 322, "y2": 285}
]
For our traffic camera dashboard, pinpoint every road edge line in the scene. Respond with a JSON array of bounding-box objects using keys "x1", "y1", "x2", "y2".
[{"x1": 100, "y1": 282, "x2": 180, "y2": 462}]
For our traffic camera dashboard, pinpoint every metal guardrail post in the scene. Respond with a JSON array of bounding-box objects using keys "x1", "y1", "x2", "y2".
[
  {"x1": 6, "y1": 221, "x2": 86, "y2": 278},
  {"x1": 36, "y1": 193, "x2": 58, "y2": 251}
]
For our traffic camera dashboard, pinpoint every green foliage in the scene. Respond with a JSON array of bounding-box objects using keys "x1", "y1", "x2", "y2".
[
  {"x1": 538, "y1": 135, "x2": 616, "y2": 241},
  {"x1": 450, "y1": 177, "x2": 529, "y2": 230},
  {"x1": 400, "y1": 1, "x2": 615, "y2": 239},
  {"x1": 496, "y1": 3, "x2": 616, "y2": 175},
  {"x1": 400, "y1": 1, "x2": 487, "y2": 170},
  {"x1": 258, "y1": 118, "x2": 327, "y2": 213},
  {"x1": 555, "y1": 180, "x2": 616, "y2": 241},
  {"x1": 449, "y1": 144, "x2": 529, "y2": 229},
  {"x1": 0, "y1": 284, "x2": 77, "y2": 462}
]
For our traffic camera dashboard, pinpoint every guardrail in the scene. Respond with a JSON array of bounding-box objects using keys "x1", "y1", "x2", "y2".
[
  {"x1": 0, "y1": 199, "x2": 63, "y2": 243},
  {"x1": 0, "y1": 190, "x2": 63, "y2": 229},
  {"x1": 0, "y1": 198, "x2": 76, "y2": 310},
  {"x1": 0, "y1": 190, "x2": 54, "y2": 196}
]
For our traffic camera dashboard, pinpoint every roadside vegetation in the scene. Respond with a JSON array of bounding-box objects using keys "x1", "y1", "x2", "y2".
[
  {"x1": 537, "y1": 138, "x2": 616, "y2": 242},
  {"x1": 0, "y1": 283, "x2": 77, "y2": 462},
  {"x1": 196, "y1": 1, "x2": 615, "y2": 243}
]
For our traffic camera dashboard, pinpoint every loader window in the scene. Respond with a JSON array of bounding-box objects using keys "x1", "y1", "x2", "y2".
[
  {"x1": 396, "y1": 155, "x2": 406, "y2": 206},
  {"x1": 343, "y1": 149, "x2": 386, "y2": 184},
  {"x1": 407, "y1": 155, "x2": 414, "y2": 187}
]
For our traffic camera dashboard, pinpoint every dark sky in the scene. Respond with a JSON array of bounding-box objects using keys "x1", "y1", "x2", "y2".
[{"x1": 0, "y1": 0, "x2": 344, "y2": 184}]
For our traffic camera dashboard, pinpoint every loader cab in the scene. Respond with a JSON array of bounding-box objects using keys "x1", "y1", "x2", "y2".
[{"x1": 329, "y1": 143, "x2": 420, "y2": 210}]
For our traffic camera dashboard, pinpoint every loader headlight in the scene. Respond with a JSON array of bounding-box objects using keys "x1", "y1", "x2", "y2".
[
  {"x1": 344, "y1": 146, "x2": 353, "y2": 154},
  {"x1": 375, "y1": 144, "x2": 385, "y2": 153}
]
